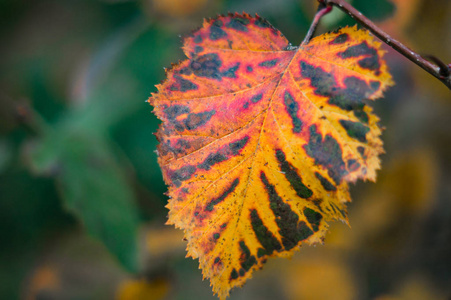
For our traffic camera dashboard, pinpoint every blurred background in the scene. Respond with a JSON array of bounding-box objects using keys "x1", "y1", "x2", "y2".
[{"x1": 1, "y1": 0, "x2": 450, "y2": 299}]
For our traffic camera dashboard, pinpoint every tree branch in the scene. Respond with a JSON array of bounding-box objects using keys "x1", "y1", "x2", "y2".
[{"x1": 315, "y1": 0, "x2": 451, "y2": 90}]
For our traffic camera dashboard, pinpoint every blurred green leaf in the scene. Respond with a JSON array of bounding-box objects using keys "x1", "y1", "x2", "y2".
[
  {"x1": 0, "y1": 139, "x2": 13, "y2": 174},
  {"x1": 353, "y1": 0, "x2": 395, "y2": 22},
  {"x1": 22, "y1": 16, "x2": 157, "y2": 272},
  {"x1": 29, "y1": 123, "x2": 140, "y2": 272},
  {"x1": 323, "y1": 0, "x2": 396, "y2": 29}
]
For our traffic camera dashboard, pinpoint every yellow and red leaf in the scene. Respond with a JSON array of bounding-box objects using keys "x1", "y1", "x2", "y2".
[{"x1": 149, "y1": 13, "x2": 393, "y2": 299}]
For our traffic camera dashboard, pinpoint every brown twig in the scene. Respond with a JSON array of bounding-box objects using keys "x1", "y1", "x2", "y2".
[{"x1": 315, "y1": 0, "x2": 451, "y2": 90}]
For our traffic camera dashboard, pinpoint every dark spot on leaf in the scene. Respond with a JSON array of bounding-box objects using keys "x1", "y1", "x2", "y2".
[
  {"x1": 300, "y1": 61, "x2": 376, "y2": 113},
  {"x1": 354, "y1": 110, "x2": 369, "y2": 124},
  {"x1": 222, "y1": 63, "x2": 240, "y2": 78},
  {"x1": 251, "y1": 93, "x2": 263, "y2": 103},
  {"x1": 184, "y1": 110, "x2": 215, "y2": 130},
  {"x1": 229, "y1": 136, "x2": 249, "y2": 155},
  {"x1": 283, "y1": 91, "x2": 303, "y2": 133},
  {"x1": 174, "y1": 123, "x2": 184, "y2": 132},
  {"x1": 315, "y1": 172, "x2": 337, "y2": 192},
  {"x1": 250, "y1": 209, "x2": 282, "y2": 256},
  {"x1": 174, "y1": 139, "x2": 192, "y2": 154},
  {"x1": 162, "y1": 138, "x2": 192, "y2": 155},
  {"x1": 239, "y1": 268, "x2": 245, "y2": 276},
  {"x1": 335, "y1": 76, "x2": 373, "y2": 110},
  {"x1": 312, "y1": 199, "x2": 323, "y2": 212},
  {"x1": 276, "y1": 149, "x2": 313, "y2": 198},
  {"x1": 239, "y1": 241, "x2": 257, "y2": 271},
  {"x1": 258, "y1": 59, "x2": 278, "y2": 67},
  {"x1": 370, "y1": 81, "x2": 381, "y2": 90},
  {"x1": 230, "y1": 268, "x2": 239, "y2": 280},
  {"x1": 261, "y1": 172, "x2": 312, "y2": 249},
  {"x1": 193, "y1": 208, "x2": 207, "y2": 224},
  {"x1": 194, "y1": 45, "x2": 204, "y2": 54},
  {"x1": 347, "y1": 159, "x2": 360, "y2": 171},
  {"x1": 300, "y1": 61, "x2": 337, "y2": 97},
  {"x1": 339, "y1": 42, "x2": 377, "y2": 58},
  {"x1": 339, "y1": 120, "x2": 370, "y2": 142},
  {"x1": 303, "y1": 208, "x2": 322, "y2": 232},
  {"x1": 330, "y1": 203, "x2": 337, "y2": 214},
  {"x1": 214, "y1": 257, "x2": 221, "y2": 264},
  {"x1": 198, "y1": 153, "x2": 228, "y2": 170},
  {"x1": 170, "y1": 165, "x2": 196, "y2": 187},
  {"x1": 227, "y1": 17, "x2": 249, "y2": 32},
  {"x1": 194, "y1": 35, "x2": 202, "y2": 43},
  {"x1": 304, "y1": 125, "x2": 347, "y2": 184},
  {"x1": 298, "y1": 221, "x2": 314, "y2": 240},
  {"x1": 330, "y1": 33, "x2": 349, "y2": 44},
  {"x1": 178, "y1": 67, "x2": 192, "y2": 76},
  {"x1": 164, "y1": 105, "x2": 190, "y2": 120},
  {"x1": 357, "y1": 146, "x2": 366, "y2": 157},
  {"x1": 170, "y1": 75, "x2": 198, "y2": 92},
  {"x1": 213, "y1": 233, "x2": 220, "y2": 240},
  {"x1": 210, "y1": 21, "x2": 227, "y2": 40},
  {"x1": 205, "y1": 178, "x2": 239, "y2": 211},
  {"x1": 257, "y1": 248, "x2": 266, "y2": 258},
  {"x1": 331, "y1": 202, "x2": 347, "y2": 219},
  {"x1": 190, "y1": 53, "x2": 222, "y2": 80},
  {"x1": 189, "y1": 53, "x2": 239, "y2": 80},
  {"x1": 338, "y1": 42, "x2": 381, "y2": 74},
  {"x1": 358, "y1": 56, "x2": 380, "y2": 71},
  {"x1": 247, "y1": 65, "x2": 253, "y2": 72}
]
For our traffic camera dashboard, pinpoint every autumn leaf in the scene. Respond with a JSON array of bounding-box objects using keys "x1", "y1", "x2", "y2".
[{"x1": 149, "y1": 13, "x2": 393, "y2": 299}]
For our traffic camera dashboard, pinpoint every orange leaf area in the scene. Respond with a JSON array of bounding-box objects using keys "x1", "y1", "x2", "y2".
[{"x1": 149, "y1": 13, "x2": 393, "y2": 299}]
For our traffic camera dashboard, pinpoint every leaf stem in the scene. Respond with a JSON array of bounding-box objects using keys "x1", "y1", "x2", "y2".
[
  {"x1": 315, "y1": 0, "x2": 451, "y2": 90},
  {"x1": 302, "y1": 3, "x2": 332, "y2": 45}
]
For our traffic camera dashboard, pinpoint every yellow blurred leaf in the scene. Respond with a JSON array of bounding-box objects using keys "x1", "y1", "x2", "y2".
[
  {"x1": 282, "y1": 254, "x2": 357, "y2": 300},
  {"x1": 330, "y1": 147, "x2": 439, "y2": 252},
  {"x1": 381, "y1": 148, "x2": 437, "y2": 213},
  {"x1": 117, "y1": 278, "x2": 169, "y2": 300},
  {"x1": 150, "y1": 0, "x2": 208, "y2": 17}
]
